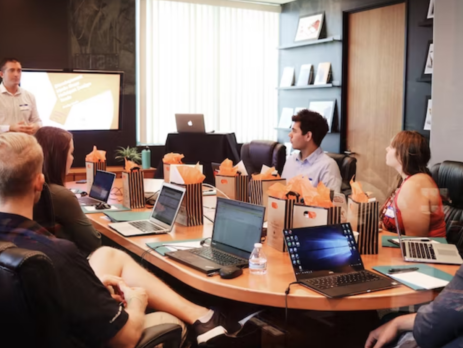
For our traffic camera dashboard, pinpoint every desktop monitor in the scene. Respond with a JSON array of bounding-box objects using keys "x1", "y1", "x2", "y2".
[{"x1": 21, "y1": 70, "x2": 123, "y2": 131}]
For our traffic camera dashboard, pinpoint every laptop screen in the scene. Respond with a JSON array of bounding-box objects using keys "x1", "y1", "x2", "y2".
[
  {"x1": 151, "y1": 185, "x2": 184, "y2": 225},
  {"x1": 285, "y1": 223, "x2": 364, "y2": 278},
  {"x1": 212, "y1": 198, "x2": 265, "y2": 253},
  {"x1": 89, "y1": 170, "x2": 115, "y2": 202}
]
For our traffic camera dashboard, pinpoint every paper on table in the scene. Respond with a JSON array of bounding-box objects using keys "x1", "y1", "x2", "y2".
[
  {"x1": 391, "y1": 271, "x2": 449, "y2": 290},
  {"x1": 84, "y1": 205, "x2": 121, "y2": 212},
  {"x1": 234, "y1": 161, "x2": 248, "y2": 176},
  {"x1": 164, "y1": 241, "x2": 202, "y2": 251},
  {"x1": 144, "y1": 178, "x2": 164, "y2": 193},
  {"x1": 260, "y1": 165, "x2": 278, "y2": 176}
]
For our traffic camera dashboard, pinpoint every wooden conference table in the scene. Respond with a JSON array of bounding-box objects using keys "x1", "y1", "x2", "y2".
[{"x1": 68, "y1": 179, "x2": 459, "y2": 312}]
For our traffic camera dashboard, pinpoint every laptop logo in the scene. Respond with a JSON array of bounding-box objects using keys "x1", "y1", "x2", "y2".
[{"x1": 188, "y1": 120, "x2": 193, "y2": 126}]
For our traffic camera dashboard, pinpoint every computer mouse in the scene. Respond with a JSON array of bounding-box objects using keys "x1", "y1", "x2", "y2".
[
  {"x1": 219, "y1": 266, "x2": 243, "y2": 279},
  {"x1": 95, "y1": 202, "x2": 111, "y2": 210}
]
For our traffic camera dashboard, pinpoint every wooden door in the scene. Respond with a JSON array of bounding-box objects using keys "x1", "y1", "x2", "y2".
[{"x1": 346, "y1": 3, "x2": 405, "y2": 203}]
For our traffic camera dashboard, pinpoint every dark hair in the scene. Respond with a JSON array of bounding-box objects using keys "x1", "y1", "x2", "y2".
[
  {"x1": 35, "y1": 127, "x2": 73, "y2": 186},
  {"x1": 391, "y1": 131, "x2": 431, "y2": 176},
  {"x1": 291, "y1": 109, "x2": 329, "y2": 147},
  {"x1": 0, "y1": 58, "x2": 21, "y2": 71}
]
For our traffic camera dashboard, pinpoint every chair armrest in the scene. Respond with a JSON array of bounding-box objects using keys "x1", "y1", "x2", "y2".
[{"x1": 135, "y1": 323, "x2": 183, "y2": 348}]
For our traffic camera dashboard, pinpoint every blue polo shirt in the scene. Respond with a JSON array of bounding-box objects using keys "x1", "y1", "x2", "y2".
[{"x1": 282, "y1": 147, "x2": 342, "y2": 192}]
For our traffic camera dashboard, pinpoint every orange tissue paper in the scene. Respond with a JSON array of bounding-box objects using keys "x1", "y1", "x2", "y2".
[
  {"x1": 218, "y1": 159, "x2": 238, "y2": 176},
  {"x1": 85, "y1": 146, "x2": 106, "y2": 162},
  {"x1": 267, "y1": 182, "x2": 290, "y2": 200},
  {"x1": 252, "y1": 167, "x2": 281, "y2": 181},
  {"x1": 163, "y1": 153, "x2": 184, "y2": 164},
  {"x1": 176, "y1": 164, "x2": 206, "y2": 184},
  {"x1": 124, "y1": 158, "x2": 139, "y2": 172},
  {"x1": 350, "y1": 176, "x2": 369, "y2": 203}
]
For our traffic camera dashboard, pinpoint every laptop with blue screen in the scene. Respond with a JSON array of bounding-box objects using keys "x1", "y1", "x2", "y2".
[{"x1": 286, "y1": 223, "x2": 397, "y2": 298}]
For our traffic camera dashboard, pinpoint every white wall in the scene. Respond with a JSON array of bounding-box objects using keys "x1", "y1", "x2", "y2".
[{"x1": 430, "y1": 0, "x2": 463, "y2": 165}]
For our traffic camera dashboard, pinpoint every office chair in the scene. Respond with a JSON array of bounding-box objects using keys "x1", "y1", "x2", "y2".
[
  {"x1": 325, "y1": 152, "x2": 357, "y2": 196},
  {"x1": 0, "y1": 241, "x2": 183, "y2": 348},
  {"x1": 241, "y1": 140, "x2": 286, "y2": 175}
]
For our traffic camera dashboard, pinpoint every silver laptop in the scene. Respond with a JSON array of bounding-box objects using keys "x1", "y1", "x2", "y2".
[
  {"x1": 109, "y1": 183, "x2": 186, "y2": 237},
  {"x1": 78, "y1": 170, "x2": 116, "y2": 206},
  {"x1": 392, "y1": 201, "x2": 462, "y2": 265},
  {"x1": 175, "y1": 114, "x2": 206, "y2": 133}
]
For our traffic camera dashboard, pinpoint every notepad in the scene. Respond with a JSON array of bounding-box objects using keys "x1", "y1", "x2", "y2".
[{"x1": 390, "y1": 271, "x2": 449, "y2": 290}]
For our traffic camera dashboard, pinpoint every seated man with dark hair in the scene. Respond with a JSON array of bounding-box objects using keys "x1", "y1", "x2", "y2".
[
  {"x1": 282, "y1": 109, "x2": 342, "y2": 192},
  {"x1": 365, "y1": 265, "x2": 463, "y2": 348},
  {"x1": 0, "y1": 132, "x2": 245, "y2": 348}
]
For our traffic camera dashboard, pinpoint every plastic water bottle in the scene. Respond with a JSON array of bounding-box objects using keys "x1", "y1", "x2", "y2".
[
  {"x1": 141, "y1": 146, "x2": 151, "y2": 169},
  {"x1": 249, "y1": 243, "x2": 267, "y2": 275}
]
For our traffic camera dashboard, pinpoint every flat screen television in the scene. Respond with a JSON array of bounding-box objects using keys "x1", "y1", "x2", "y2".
[{"x1": 21, "y1": 70, "x2": 123, "y2": 131}]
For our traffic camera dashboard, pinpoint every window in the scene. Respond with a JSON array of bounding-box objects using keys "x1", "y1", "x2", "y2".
[{"x1": 137, "y1": 0, "x2": 279, "y2": 145}]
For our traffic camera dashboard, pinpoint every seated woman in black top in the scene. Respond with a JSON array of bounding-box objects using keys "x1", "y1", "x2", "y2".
[{"x1": 35, "y1": 126, "x2": 101, "y2": 255}]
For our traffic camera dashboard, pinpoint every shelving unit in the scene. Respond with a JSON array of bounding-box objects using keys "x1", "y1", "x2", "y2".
[
  {"x1": 278, "y1": 36, "x2": 342, "y2": 50},
  {"x1": 278, "y1": 81, "x2": 342, "y2": 90},
  {"x1": 418, "y1": 19, "x2": 433, "y2": 27}
]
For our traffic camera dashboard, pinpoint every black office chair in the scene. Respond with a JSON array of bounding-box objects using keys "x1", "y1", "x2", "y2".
[
  {"x1": 431, "y1": 161, "x2": 463, "y2": 254},
  {"x1": 325, "y1": 152, "x2": 357, "y2": 196},
  {"x1": 0, "y1": 241, "x2": 183, "y2": 348},
  {"x1": 240, "y1": 140, "x2": 286, "y2": 175}
]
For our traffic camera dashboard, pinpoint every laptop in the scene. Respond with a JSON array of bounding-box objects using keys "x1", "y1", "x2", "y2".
[
  {"x1": 78, "y1": 170, "x2": 116, "y2": 206},
  {"x1": 392, "y1": 201, "x2": 462, "y2": 265},
  {"x1": 175, "y1": 114, "x2": 206, "y2": 133},
  {"x1": 109, "y1": 183, "x2": 186, "y2": 237},
  {"x1": 165, "y1": 198, "x2": 265, "y2": 274},
  {"x1": 286, "y1": 224, "x2": 398, "y2": 298}
]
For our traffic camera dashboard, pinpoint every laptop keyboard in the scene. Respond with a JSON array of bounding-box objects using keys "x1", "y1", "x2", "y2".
[
  {"x1": 304, "y1": 270, "x2": 382, "y2": 290},
  {"x1": 129, "y1": 221, "x2": 164, "y2": 232},
  {"x1": 408, "y1": 242, "x2": 436, "y2": 260},
  {"x1": 189, "y1": 247, "x2": 247, "y2": 266}
]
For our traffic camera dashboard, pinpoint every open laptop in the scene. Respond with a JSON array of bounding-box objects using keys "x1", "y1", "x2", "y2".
[
  {"x1": 286, "y1": 224, "x2": 398, "y2": 298},
  {"x1": 175, "y1": 114, "x2": 206, "y2": 133},
  {"x1": 392, "y1": 201, "x2": 462, "y2": 265},
  {"x1": 165, "y1": 198, "x2": 265, "y2": 274},
  {"x1": 109, "y1": 183, "x2": 186, "y2": 237},
  {"x1": 78, "y1": 170, "x2": 116, "y2": 206}
]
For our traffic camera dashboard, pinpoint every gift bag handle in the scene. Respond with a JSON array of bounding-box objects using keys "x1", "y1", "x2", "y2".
[
  {"x1": 286, "y1": 191, "x2": 300, "y2": 199},
  {"x1": 130, "y1": 167, "x2": 141, "y2": 173}
]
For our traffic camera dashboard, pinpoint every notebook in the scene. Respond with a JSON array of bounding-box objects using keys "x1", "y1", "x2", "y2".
[
  {"x1": 77, "y1": 170, "x2": 116, "y2": 206},
  {"x1": 108, "y1": 183, "x2": 186, "y2": 237},
  {"x1": 286, "y1": 223, "x2": 398, "y2": 298},
  {"x1": 165, "y1": 198, "x2": 265, "y2": 274},
  {"x1": 175, "y1": 114, "x2": 206, "y2": 133},
  {"x1": 392, "y1": 201, "x2": 462, "y2": 265}
]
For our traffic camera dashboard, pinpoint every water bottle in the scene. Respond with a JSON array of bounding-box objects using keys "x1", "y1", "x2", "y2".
[
  {"x1": 249, "y1": 243, "x2": 267, "y2": 275},
  {"x1": 141, "y1": 146, "x2": 151, "y2": 169}
]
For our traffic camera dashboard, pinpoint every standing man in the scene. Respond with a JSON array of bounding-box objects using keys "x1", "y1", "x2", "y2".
[
  {"x1": 0, "y1": 58, "x2": 41, "y2": 134},
  {"x1": 282, "y1": 109, "x2": 342, "y2": 192}
]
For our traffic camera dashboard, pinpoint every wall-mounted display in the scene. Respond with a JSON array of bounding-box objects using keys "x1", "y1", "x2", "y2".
[
  {"x1": 427, "y1": 0, "x2": 434, "y2": 19},
  {"x1": 423, "y1": 41, "x2": 434, "y2": 76},
  {"x1": 280, "y1": 67, "x2": 295, "y2": 87},
  {"x1": 309, "y1": 100, "x2": 336, "y2": 132},
  {"x1": 296, "y1": 64, "x2": 314, "y2": 86},
  {"x1": 424, "y1": 96, "x2": 432, "y2": 131},
  {"x1": 294, "y1": 13, "x2": 324, "y2": 42}
]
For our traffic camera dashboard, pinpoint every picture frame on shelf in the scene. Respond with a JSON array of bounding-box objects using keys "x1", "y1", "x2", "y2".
[
  {"x1": 294, "y1": 13, "x2": 324, "y2": 42},
  {"x1": 424, "y1": 96, "x2": 432, "y2": 131},
  {"x1": 427, "y1": 0, "x2": 434, "y2": 19},
  {"x1": 422, "y1": 41, "x2": 434, "y2": 76},
  {"x1": 309, "y1": 100, "x2": 336, "y2": 132}
]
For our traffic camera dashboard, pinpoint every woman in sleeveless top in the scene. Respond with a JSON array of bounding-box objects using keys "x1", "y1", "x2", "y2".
[{"x1": 380, "y1": 131, "x2": 446, "y2": 237}]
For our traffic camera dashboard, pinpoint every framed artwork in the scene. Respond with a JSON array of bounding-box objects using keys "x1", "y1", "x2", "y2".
[
  {"x1": 309, "y1": 100, "x2": 336, "y2": 132},
  {"x1": 294, "y1": 13, "x2": 324, "y2": 42},
  {"x1": 423, "y1": 41, "x2": 434, "y2": 76},
  {"x1": 427, "y1": 0, "x2": 434, "y2": 19},
  {"x1": 424, "y1": 96, "x2": 432, "y2": 131}
]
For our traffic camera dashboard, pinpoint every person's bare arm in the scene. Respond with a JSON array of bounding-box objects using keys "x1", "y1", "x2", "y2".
[
  {"x1": 107, "y1": 282, "x2": 147, "y2": 348},
  {"x1": 397, "y1": 175, "x2": 434, "y2": 237},
  {"x1": 365, "y1": 313, "x2": 416, "y2": 348}
]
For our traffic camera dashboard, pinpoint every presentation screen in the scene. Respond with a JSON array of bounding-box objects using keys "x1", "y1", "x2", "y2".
[{"x1": 21, "y1": 71, "x2": 122, "y2": 131}]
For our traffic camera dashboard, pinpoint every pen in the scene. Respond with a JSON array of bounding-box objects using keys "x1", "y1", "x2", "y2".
[{"x1": 388, "y1": 267, "x2": 419, "y2": 274}]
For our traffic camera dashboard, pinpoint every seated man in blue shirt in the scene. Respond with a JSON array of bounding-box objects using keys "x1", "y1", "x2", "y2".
[
  {"x1": 0, "y1": 132, "x2": 245, "y2": 348},
  {"x1": 282, "y1": 109, "x2": 342, "y2": 192}
]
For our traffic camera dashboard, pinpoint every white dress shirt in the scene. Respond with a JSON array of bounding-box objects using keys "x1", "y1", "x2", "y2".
[
  {"x1": 282, "y1": 147, "x2": 342, "y2": 192},
  {"x1": 0, "y1": 83, "x2": 41, "y2": 133}
]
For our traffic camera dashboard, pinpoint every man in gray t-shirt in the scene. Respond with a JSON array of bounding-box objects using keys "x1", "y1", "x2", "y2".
[{"x1": 0, "y1": 57, "x2": 41, "y2": 134}]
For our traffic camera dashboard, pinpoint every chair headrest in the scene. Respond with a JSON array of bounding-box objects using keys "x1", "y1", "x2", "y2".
[
  {"x1": 432, "y1": 161, "x2": 463, "y2": 208},
  {"x1": 248, "y1": 141, "x2": 278, "y2": 168}
]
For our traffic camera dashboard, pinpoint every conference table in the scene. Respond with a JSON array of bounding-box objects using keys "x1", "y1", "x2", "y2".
[{"x1": 68, "y1": 179, "x2": 459, "y2": 312}]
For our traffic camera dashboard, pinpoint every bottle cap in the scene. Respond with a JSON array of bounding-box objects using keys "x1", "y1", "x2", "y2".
[
  {"x1": 145, "y1": 146, "x2": 150, "y2": 150},
  {"x1": 254, "y1": 243, "x2": 262, "y2": 248}
]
